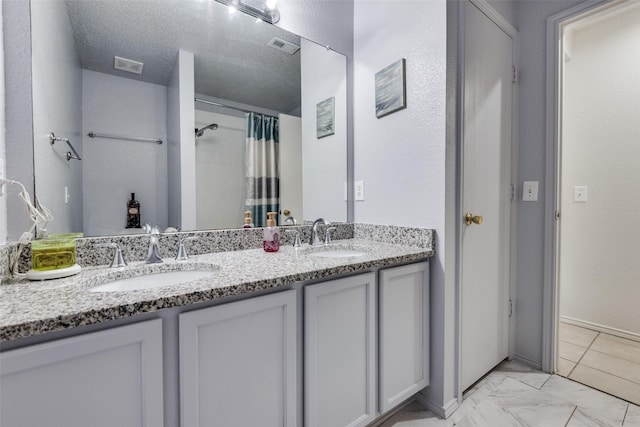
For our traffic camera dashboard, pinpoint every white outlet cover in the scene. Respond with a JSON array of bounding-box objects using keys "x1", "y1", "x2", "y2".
[
  {"x1": 355, "y1": 181, "x2": 365, "y2": 201},
  {"x1": 573, "y1": 186, "x2": 588, "y2": 202},
  {"x1": 522, "y1": 181, "x2": 539, "y2": 202}
]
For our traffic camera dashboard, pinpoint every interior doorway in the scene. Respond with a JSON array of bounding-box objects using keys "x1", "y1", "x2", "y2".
[
  {"x1": 459, "y1": 0, "x2": 515, "y2": 392},
  {"x1": 555, "y1": 0, "x2": 640, "y2": 405}
]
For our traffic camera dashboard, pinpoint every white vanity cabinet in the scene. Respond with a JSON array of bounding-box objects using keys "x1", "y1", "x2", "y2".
[
  {"x1": 0, "y1": 319, "x2": 164, "y2": 427},
  {"x1": 304, "y1": 272, "x2": 377, "y2": 427},
  {"x1": 179, "y1": 289, "x2": 297, "y2": 427},
  {"x1": 379, "y1": 262, "x2": 430, "y2": 413}
]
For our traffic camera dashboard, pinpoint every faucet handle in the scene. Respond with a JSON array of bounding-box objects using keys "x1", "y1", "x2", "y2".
[
  {"x1": 285, "y1": 229, "x2": 302, "y2": 248},
  {"x1": 176, "y1": 237, "x2": 198, "y2": 261},
  {"x1": 98, "y1": 243, "x2": 127, "y2": 268},
  {"x1": 324, "y1": 227, "x2": 337, "y2": 246}
]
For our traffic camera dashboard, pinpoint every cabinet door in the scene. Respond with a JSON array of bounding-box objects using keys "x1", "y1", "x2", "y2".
[
  {"x1": 0, "y1": 319, "x2": 164, "y2": 427},
  {"x1": 179, "y1": 290, "x2": 297, "y2": 427},
  {"x1": 305, "y1": 273, "x2": 377, "y2": 427},
  {"x1": 379, "y1": 262, "x2": 430, "y2": 413}
]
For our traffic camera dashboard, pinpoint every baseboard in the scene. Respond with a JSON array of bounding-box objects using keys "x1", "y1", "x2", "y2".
[
  {"x1": 560, "y1": 316, "x2": 640, "y2": 342},
  {"x1": 414, "y1": 394, "x2": 459, "y2": 419},
  {"x1": 512, "y1": 353, "x2": 543, "y2": 371}
]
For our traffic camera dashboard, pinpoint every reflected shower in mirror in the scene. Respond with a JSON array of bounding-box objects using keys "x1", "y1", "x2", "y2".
[{"x1": 29, "y1": 0, "x2": 347, "y2": 237}]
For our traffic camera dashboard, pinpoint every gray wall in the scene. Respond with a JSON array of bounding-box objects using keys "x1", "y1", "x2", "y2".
[
  {"x1": 513, "y1": 0, "x2": 584, "y2": 366},
  {"x1": 31, "y1": 0, "x2": 83, "y2": 235},
  {"x1": 3, "y1": 0, "x2": 34, "y2": 241},
  {"x1": 82, "y1": 70, "x2": 168, "y2": 236}
]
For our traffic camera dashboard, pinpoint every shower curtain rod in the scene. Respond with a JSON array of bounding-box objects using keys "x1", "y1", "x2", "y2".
[{"x1": 194, "y1": 98, "x2": 271, "y2": 116}]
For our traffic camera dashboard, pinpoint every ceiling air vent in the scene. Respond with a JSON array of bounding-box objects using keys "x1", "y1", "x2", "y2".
[
  {"x1": 267, "y1": 37, "x2": 300, "y2": 55},
  {"x1": 114, "y1": 56, "x2": 144, "y2": 75}
]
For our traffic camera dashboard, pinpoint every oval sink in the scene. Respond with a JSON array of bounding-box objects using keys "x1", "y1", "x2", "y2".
[
  {"x1": 87, "y1": 269, "x2": 216, "y2": 292},
  {"x1": 307, "y1": 249, "x2": 367, "y2": 259}
]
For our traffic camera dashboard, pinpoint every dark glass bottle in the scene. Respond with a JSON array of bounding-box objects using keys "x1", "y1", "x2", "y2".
[{"x1": 126, "y1": 193, "x2": 141, "y2": 228}]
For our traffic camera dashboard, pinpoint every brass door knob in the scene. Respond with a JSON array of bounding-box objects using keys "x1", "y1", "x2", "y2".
[{"x1": 465, "y1": 213, "x2": 483, "y2": 226}]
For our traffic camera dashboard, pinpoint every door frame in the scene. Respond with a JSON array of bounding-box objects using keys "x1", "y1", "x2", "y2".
[
  {"x1": 541, "y1": 0, "x2": 614, "y2": 375},
  {"x1": 455, "y1": 0, "x2": 519, "y2": 401}
]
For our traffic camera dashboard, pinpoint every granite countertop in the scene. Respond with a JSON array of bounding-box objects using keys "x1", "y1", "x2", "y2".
[{"x1": 0, "y1": 239, "x2": 434, "y2": 342}]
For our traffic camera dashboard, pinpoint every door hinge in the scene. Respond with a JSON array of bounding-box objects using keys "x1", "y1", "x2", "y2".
[
  {"x1": 555, "y1": 210, "x2": 560, "y2": 220},
  {"x1": 512, "y1": 65, "x2": 518, "y2": 84},
  {"x1": 511, "y1": 184, "x2": 515, "y2": 201},
  {"x1": 509, "y1": 299, "x2": 514, "y2": 317}
]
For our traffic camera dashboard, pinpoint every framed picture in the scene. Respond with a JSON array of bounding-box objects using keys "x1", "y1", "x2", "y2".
[
  {"x1": 316, "y1": 97, "x2": 335, "y2": 138},
  {"x1": 375, "y1": 58, "x2": 407, "y2": 118}
]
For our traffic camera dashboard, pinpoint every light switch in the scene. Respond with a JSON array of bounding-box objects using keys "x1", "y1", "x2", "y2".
[
  {"x1": 573, "y1": 186, "x2": 587, "y2": 202},
  {"x1": 355, "y1": 181, "x2": 365, "y2": 201},
  {"x1": 522, "y1": 181, "x2": 539, "y2": 201}
]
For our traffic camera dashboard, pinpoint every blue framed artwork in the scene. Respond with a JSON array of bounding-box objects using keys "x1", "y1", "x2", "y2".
[
  {"x1": 375, "y1": 58, "x2": 407, "y2": 118},
  {"x1": 316, "y1": 97, "x2": 335, "y2": 138}
]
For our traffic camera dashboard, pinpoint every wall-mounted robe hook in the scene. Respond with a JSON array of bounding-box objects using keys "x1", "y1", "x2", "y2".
[{"x1": 49, "y1": 132, "x2": 81, "y2": 161}]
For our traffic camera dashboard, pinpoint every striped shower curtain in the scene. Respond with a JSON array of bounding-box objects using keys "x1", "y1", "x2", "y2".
[{"x1": 245, "y1": 113, "x2": 279, "y2": 227}]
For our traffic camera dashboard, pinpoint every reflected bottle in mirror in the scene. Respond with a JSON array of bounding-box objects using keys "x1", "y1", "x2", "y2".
[{"x1": 126, "y1": 193, "x2": 141, "y2": 229}]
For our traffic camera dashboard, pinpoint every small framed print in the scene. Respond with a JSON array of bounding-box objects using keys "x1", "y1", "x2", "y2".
[
  {"x1": 375, "y1": 58, "x2": 407, "y2": 118},
  {"x1": 316, "y1": 97, "x2": 335, "y2": 139}
]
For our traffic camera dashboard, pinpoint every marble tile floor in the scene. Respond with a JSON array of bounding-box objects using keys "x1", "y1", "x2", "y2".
[
  {"x1": 557, "y1": 322, "x2": 640, "y2": 405},
  {"x1": 378, "y1": 360, "x2": 640, "y2": 426}
]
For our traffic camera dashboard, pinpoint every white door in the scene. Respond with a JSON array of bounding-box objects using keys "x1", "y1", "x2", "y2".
[
  {"x1": 0, "y1": 320, "x2": 164, "y2": 427},
  {"x1": 461, "y1": 1, "x2": 514, "y2": 391},
  {"x1": 305, "y1": 273, "x2": 377, "y2": 427},
  {"x1": 379, "y1": 262, "x2": 430, "y2": 413},
  {"x1": 179, "y1": 291, "x2": 298, "y2": 427}
]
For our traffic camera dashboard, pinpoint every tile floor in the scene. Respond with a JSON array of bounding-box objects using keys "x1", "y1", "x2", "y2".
[
  {"x1": 378, "y1": 360, "x2": 640, "y2": 426},
  {"x1": 557, "y1": 322, "x2": 640, "y2": 405}
]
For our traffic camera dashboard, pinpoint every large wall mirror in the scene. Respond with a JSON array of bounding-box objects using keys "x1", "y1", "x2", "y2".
[{"x1": 30, "y1": 0, "x2": 347, "y2": 237}]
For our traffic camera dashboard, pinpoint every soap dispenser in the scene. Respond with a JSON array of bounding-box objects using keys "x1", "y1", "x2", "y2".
[
  {"x1": 263, "y1": 212, "x2": 280, "y2": 252},
  {"x1": 243, "y1": 211, "x2": 254, "y2": 228}
]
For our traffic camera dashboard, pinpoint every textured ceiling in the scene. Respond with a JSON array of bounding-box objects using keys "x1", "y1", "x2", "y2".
[{"x1": 65, "y1": 0, "x2": 301, "y2": 114}]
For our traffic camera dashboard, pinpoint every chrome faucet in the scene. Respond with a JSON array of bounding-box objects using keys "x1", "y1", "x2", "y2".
[
  {"x1": 144, "y1": 224, "x2": 163, "y2": 264},
  {"x1": 310, "y1": 218, "x2": 328, "y2": 245},
  {"x1": 98, "y1": 242, "x2": 127, "y2": 268}
]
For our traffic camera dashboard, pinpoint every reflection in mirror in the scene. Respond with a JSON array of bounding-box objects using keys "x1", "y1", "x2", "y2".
[{"x1": 30, "y1": 0, "x2": 347, "y2": 237}]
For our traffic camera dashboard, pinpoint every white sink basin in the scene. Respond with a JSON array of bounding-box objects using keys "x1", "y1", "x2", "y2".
[
  {"x1": 307, "y1": 249, "x2": 367, "y2": 259},
  {"x1": 88, "y1": 269, "x2": 216, "y2": 292}
]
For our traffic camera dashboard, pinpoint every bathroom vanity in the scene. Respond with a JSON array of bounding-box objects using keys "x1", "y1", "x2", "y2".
[{"x1": 0, "y1": 225, "x2": 433, "y2": 427}]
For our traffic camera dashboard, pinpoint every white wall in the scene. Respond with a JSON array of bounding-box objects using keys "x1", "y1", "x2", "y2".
[
  {"x1": 31, "y1": 0, "x2": 83, "y2": 235},
  {"x1": 513, "y1": 0, "x2": 584, "y2": 367},
  {"x1": 559, "y1": 4, "x2": 640, "y2": 337},
  {"x1": 301, "y1": 38, "x2": 347, "y2": 223},
  {"x1": 279, "y1": 114, "x2": 303, "y2": 223},
  {"x1": 195, "y1": 110, "x2": 246, "y2": 230},
  {"x1": 167, "y1": 50, "x2": 196, "y2": 231},
  {"x1": 82, "y1": 71, "x2": 168, "y2": 236},
  {"x1": 353, "y1": 0, "x2": 450, "y2": 411}
]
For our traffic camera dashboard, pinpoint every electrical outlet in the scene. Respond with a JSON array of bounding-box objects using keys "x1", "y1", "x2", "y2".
[
  {"x1": 355, "y1": 181, "x2": 365, "y2": 201},
  {"x1": 522, "y1": 181, "x2": 539, "y2": 202},
  {"x1": 573, "y1": 186, "x2": 587, "y2": 202}
]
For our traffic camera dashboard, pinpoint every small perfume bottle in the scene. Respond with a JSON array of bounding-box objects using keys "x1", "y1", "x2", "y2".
[
  {"x1": 243, "y1": 211, "x2": 254, "y2": 228},
  {"x1": 126, "y1": 193, "x2": 141, "y2": 228},
  {"x1": 263, "y1": 212, "x2": 280, "y2": 252}
]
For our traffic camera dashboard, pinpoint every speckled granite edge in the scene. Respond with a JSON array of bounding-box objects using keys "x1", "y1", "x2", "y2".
[
  {"x1": 354, "y1": 223, "x2": 434, "y2": 249},
  {"x1": 0, "y1": 251, "x2": 431, "y2": 342},
  {"x1": 1, "y1": 223, "x2": 355, "y2": 279},
  {"x1": 1, "y1": 223, "x2": 434, "y2": 281},
  {"x1": 0, "y1": 237, "x2": 434, "y2": 342}
]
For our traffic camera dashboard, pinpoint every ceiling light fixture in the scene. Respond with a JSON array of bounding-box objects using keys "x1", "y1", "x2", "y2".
[{"x1": 215, "y1": 0, "x2": 280, "y2": 24}]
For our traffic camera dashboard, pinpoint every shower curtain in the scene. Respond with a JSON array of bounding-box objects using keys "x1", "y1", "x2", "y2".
[{"x1": 245, "y1": 112, "x2": 279, "y2": 227}]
